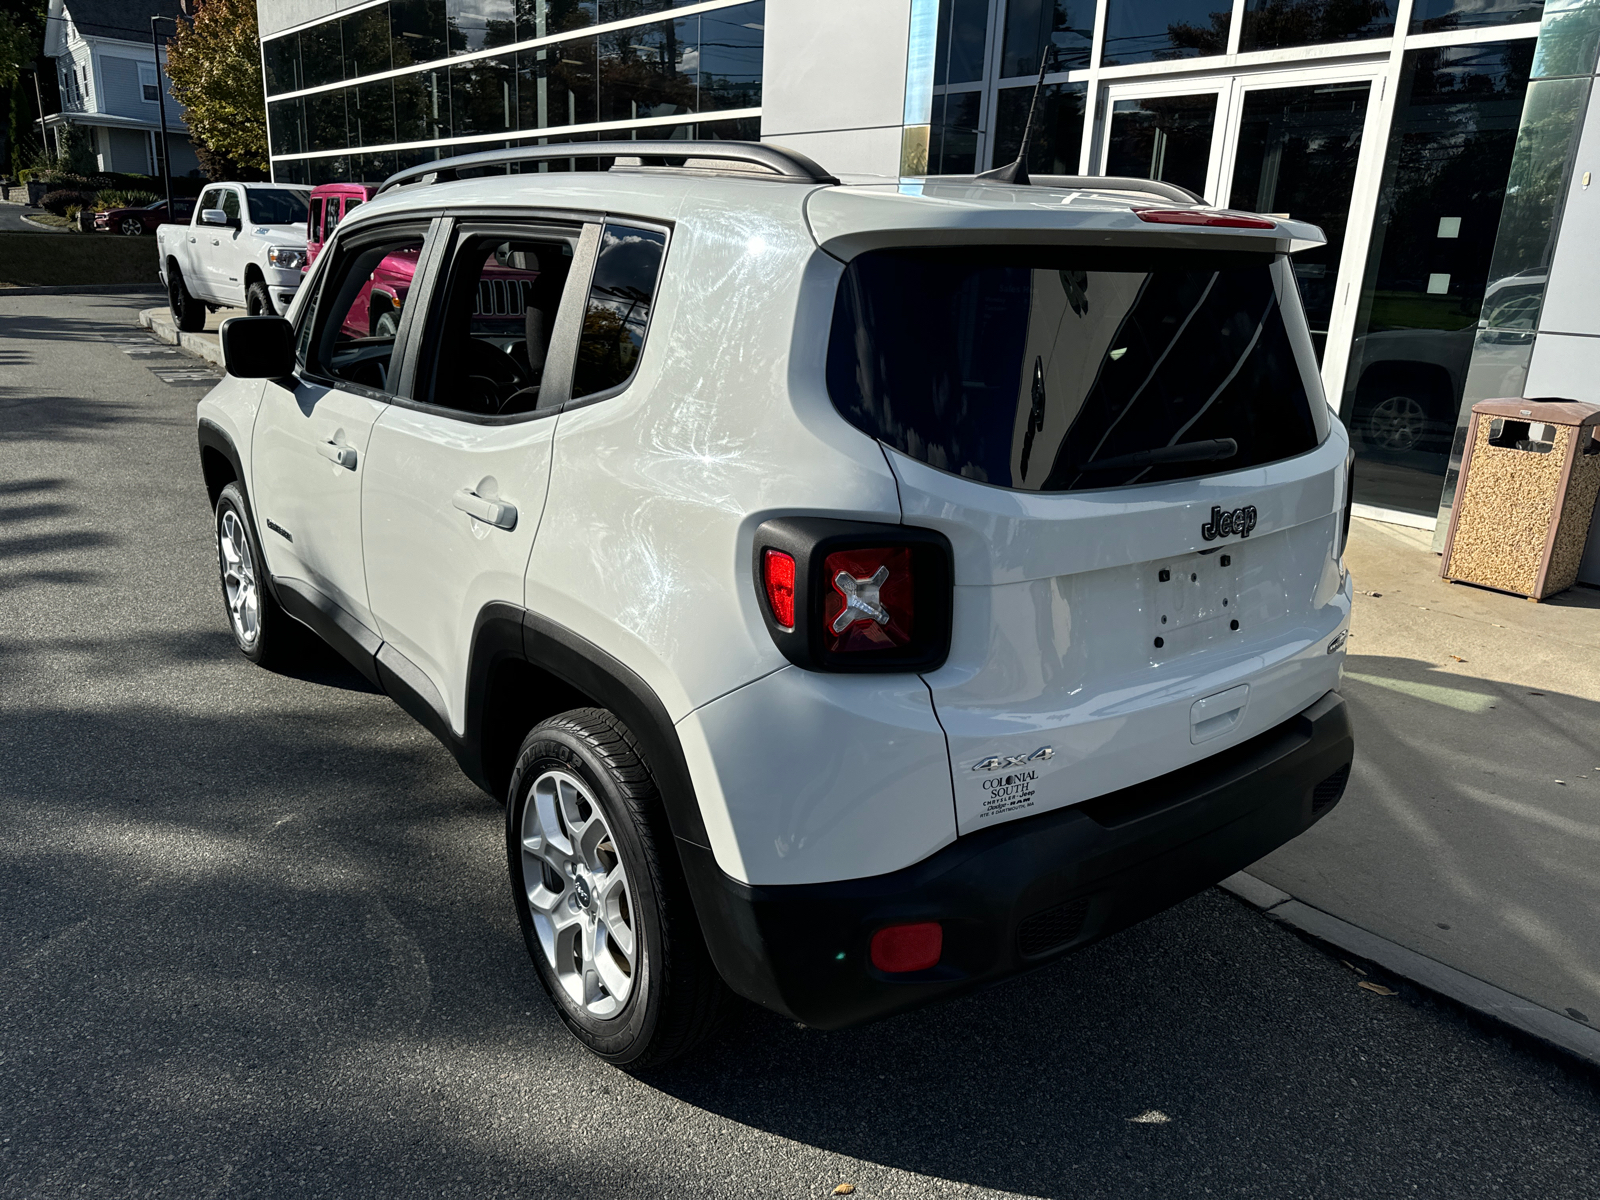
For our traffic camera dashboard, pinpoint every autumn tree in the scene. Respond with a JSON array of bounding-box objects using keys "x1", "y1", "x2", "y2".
[{"x1": 163, "y1": 0, "x2": 268, "y2": 177}]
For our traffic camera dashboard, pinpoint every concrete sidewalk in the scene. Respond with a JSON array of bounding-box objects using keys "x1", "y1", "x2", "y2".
[
  {"x1": 139, "y1": 303, "x2": 225, "y2": 368},
  {"x1": 1243, "y1": 516, "x2": 1600, "y2": 1055}
]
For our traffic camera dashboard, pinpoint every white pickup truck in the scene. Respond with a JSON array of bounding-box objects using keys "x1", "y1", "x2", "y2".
[{"x1": 157, "y1": 181, "x2": 311, "y2": 330}]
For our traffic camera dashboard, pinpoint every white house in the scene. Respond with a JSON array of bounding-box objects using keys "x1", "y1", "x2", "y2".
[{"x1": 40, "y1": 0, "x2": 201, "y2": 177}]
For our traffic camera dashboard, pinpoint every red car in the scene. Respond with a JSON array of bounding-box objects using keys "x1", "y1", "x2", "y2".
[{"x1": 94, "y1": 197, "x2": 195, "y2": 236}]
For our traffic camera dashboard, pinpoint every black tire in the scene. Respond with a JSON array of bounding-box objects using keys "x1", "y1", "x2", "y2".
[
  {"x1": 169, "y1": 264, "x2": 205, "y2": 332},
  {"x1": 506, "y1": 708, "x2": 727, "y2": 1068},
  {"x1": 213, "y1": 482, "x2": 299, "y2": 668},
  {"x1": 246, "y1": 280, "x2": 276, "y2": 316},
  {"x1": 373, "y1": 308, "x2": 400, "y2": 338}
]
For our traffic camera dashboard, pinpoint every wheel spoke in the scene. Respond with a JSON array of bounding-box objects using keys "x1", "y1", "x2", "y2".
[
  {"x1": 595, "y1": 869, "x2": 634, "y2": 960},
  {"x1": 593, "y1": 925, "x2": 633, "y2": 1003}
]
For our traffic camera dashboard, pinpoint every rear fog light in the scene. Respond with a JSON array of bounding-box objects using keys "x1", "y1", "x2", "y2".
[{"x1": 870, "y1": 921, "x2": 942, "y2": 973}]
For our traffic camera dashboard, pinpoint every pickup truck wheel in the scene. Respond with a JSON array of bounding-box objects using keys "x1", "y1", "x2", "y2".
[
  {"x1": 506, "y1": 708, "x2": 727, "y2": 1068},
  {"x1": 214, "y1": 483, "x2": 298, "y2": 668},
  {"x1": 246, "y1": 281, "x2": 276, "y2": 316},
  {"x1": 168, "y1": 265, "x2": 205, "y2": 332}
]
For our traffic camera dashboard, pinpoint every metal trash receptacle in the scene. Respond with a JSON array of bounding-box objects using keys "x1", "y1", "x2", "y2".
[{"x1": 1440, "y1": 398, "x2": 1600, "y2": 600}]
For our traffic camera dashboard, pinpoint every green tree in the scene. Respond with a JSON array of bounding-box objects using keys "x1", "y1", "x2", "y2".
[
  {"x1": 164, "y1": 0, "x2": 268, "y2": 175},
  {"x1": 1, "y1": 0, "x2": 50, "y2": 175}
]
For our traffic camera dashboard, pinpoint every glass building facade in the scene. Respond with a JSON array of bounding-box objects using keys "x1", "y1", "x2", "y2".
[
  {"x1": 922, "y1": 0, "x2": 1546, "y2": 521},
  {"x1": 263, "y1": 0, "x2": 1560, "y2": 524},
  {"x1": 263, "y1": 0, "x2": 765, "y2": 184}
]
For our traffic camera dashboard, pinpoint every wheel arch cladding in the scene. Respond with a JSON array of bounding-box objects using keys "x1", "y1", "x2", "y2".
[
  {"x1": 465, "y1": 605, "x2": 712, "y2": 850},
  {"x1": 197, "y1": 421, "x2": 241, "y2": 509}
]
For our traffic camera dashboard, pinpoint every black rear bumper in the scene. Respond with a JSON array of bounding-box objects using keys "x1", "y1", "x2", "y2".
[{"x1": 681, "y1": 690, "x2": 1353, "y2": 1030}]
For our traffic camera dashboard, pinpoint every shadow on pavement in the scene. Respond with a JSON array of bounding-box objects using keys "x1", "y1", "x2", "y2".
[
  {"x1": 2, "y1": 639, "x2": 1597, "y2": 1196},
  {"x1": 1255, "y1": 654, "x2": 1600, "y2": 1026}
]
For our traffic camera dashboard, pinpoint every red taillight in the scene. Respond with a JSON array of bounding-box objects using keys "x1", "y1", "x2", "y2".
[
  {"x1": 763, "y1": 548, "x2": 796, "y2": 629},
  {"x1": 1133, "y1": 208, "x2": 1276, "y2": 229},
  {"x1": 823, "y1": 547, "x2": 915, "y2": 653},
  {"x1": 870, "y1": 922, "x2": 942, "y2": 973}
]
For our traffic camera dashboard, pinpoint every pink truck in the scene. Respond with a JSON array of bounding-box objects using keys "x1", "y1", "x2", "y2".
[{"x1": 307, "y1": 181, "x2": 541, "y2": 343}]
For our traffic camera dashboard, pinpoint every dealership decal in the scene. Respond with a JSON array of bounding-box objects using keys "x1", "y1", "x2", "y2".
[{"x1": 979, "y1": 769, "x2": 1038, "y2": 819}]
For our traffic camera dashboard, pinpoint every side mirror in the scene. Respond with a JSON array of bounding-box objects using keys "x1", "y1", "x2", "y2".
[
  {"x1": 221, "y1": 316, "x2": 296, "y2": 380},
  {"x1": 200, "y1": 208, "x2": 229, "y2": 227}
]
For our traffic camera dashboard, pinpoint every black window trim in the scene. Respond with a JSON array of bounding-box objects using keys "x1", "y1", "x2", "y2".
[
  {"x1": 562, "y1": 216, "x2": 673, "y2": 414},
  {"x1": 396, "y1": 214, "x2": 601, "y2": 428},
  {"x1": 294, "y1": 215, "x2": 442, "y2": 404}
]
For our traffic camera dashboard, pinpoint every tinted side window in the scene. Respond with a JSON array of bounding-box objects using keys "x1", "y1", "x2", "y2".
[
  {"x1": 571, "y1": 224, "x2": 667, "y2": 400},
  {"x1": 198, "y1": 187, "x2": 221, "y2": 213},
  {"x1": 309, "y1": 198, "x2": 324, "y2": 241},
  {"x1": 426, "y1": 233, "x2": 579, "y2": 417},
  {"x1": 309, "y1": 233, "x2": 427, "y2": 393},
  {"x1": 221, "y1": 190, "x2": 241, "y2": 221}
]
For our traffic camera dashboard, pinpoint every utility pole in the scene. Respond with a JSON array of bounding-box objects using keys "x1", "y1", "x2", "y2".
[
  {"x1": 151, "y1": 15, "x2": 175, "y2": 215},
  {"x1": 28, "y1": 67, "x2": 50, "y2": 159}
]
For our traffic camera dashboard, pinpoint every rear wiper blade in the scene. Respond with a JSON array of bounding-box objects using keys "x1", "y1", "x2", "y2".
[{"x1": 1076, "y1": 438, "x2": 1238, "y2": 473}]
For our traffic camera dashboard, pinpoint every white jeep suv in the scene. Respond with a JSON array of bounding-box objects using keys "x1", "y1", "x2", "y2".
[{"x1": 199, "y1": 141, "x2": 1355, "y2": 1067}]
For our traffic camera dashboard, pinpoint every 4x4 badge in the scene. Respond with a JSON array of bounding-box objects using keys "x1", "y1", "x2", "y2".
[
  {"x1": 972, "y1": 747, "x2": 1054, "y2": 772},
  {"x1": 1201, "y1": 504, "x2": 1258, "y2": 541}
]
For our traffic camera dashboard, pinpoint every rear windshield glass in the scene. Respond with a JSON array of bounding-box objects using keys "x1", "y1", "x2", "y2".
[
  {"x1": 826, "y1": 248, "x2": 1321, "y2": 491},
  {"x1": 247, "y1": 188, "x2": 309, "y2": 226}
]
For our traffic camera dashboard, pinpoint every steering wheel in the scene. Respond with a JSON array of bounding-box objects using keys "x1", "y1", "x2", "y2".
[{"x1": 455, "y1": 337, "x2": 532, "y2": 414}]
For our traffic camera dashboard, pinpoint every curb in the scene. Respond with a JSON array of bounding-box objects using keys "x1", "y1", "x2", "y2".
[
  {"x1": 19, "y1": 214, "x2": 71, "y2": 233},
  {"x1": 139, "y1": 306, "x2": 225, "y2": 369},
  {"x1": 1220, "y1": 871, "x2": 1600, "y2": 1071},
  {"x1": 3, "y1": 283, "x2": 165, "y2": 296}
]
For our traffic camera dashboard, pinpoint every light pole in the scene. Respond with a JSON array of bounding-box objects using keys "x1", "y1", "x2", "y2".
[{"x1": 151, "y1": 15, "x2": 175, "y2": 215}]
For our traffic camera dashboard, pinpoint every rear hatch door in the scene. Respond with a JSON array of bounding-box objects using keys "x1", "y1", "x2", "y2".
[{"x1": 820, "y1": 219, "x2": 1352, "y2": 834}]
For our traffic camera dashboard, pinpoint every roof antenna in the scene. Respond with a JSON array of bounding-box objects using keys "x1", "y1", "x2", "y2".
[{"x1": 975, "y1": 45, "x2": 1055, "y2": 186}]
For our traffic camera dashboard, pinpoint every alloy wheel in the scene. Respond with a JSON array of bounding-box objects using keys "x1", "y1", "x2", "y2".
[
  {"x1": 120, "y1": 217, "x2": 144, "y2": 236},
  {"x1": 1366, "y1": 394, "x2": 1428, "y2": 453},
  {"x1": 519, "y1": 769, "x2": 637, "y2": 1018},
  {"x1": 218, "y1": 509, "x2": 261, "y2": 648}
]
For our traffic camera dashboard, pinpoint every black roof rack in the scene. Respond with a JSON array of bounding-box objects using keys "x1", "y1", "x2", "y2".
[{"x1": 374, "y1": 140, "x2": 839, "y2": 195}]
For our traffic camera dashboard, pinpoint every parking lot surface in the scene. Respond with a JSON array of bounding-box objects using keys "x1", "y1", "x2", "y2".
[{"x1": 2, "y1": 293, "x2": 1598, "y2": 1199}]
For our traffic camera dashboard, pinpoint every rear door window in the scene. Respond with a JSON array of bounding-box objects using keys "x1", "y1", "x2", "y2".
[
  {"x1": 420, "y1": 227, "x2": 582, "y2": 418},
  {"x1": 826, "y1": 247, "x2": 1323, "y2": 491}
]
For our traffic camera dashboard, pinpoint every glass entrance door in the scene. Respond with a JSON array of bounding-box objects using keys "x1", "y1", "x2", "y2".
[
  {"x1": 1225, "y1": 79, "x2": 1374, "y2": 365},
  {"x1": 1099, "y1": 81, "x2": 1227, "y2": 199}
]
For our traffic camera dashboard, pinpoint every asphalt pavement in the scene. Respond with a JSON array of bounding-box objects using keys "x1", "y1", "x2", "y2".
[
  {"x1": 2, "y1": 292, "x2": 1599, "y2": 1199},
  {"x1": 0, "y1": 199, "x2": 66, "y2": 233}
]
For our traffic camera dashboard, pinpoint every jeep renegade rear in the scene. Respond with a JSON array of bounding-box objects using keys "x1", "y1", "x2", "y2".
[{"x1": 201, "y1": 141, "x2": 1353, "y2": 1067}]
